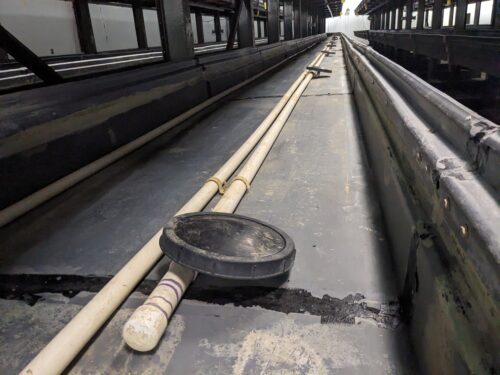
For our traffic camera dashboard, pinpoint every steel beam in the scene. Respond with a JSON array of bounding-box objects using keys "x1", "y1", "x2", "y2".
[
  {"x1": 293, "y1": 0, "x2": 301, "y2": 38},
  {"x1": 268, "y1": 0, "x2": 280, "y2": 43},
  {"x1": 0, "y1": 48, "x2": 8, "y2": 63},
  {"x1": 195, "y1": 11, "x2": 204, "y2": 44},
  {"x1": 406, "y1": 0, "x2": 412, "y2": 29},
  {"x1": 215, "y1": 13, "x2": 222, "y2": 42},
  {"x1": 237, "y1": 0, "x2": 255, "y2": 48},
  {"x1": 226, "y1": 1, "x2": 239, "y2": 49},
  {"x1": 156, "y1": 0, "x2": 194, "y2": 61},
  {"x1": 431, "y1": 0, "x2": 443, "y2": 29},
  {"x1": 416, "y1": 0, "x2": 425, "y2": 29},
  {"x1": 0, "y1": 23, "x2": 62, "y2": 83},
  {"x1": 448, "y1": 3, "x2": 455, "y2": 25},
  {"x1": 474, "y1": 1, "x2": 481, "y2": 25},
  {"x1": 314, "y1": 7, "x2": 319, "y2": 34},
  {"x1": 397, "y1": 1, "x2": 404, "y2": 29},
  {"x1": 365, "y1": 30, "x2": 500, "y2": 77},
  {"x1": 284, "y1": 0, "x2": 293, "y2": 40},
  {"x1": 132, "y1": 0, "x2": 148, "y2": 49},
  {"x1": 73, "y1": 0, "x2": 97, "y2": 54},
  {"x1": 494, "y1": 0, "x2": 500, "y2": 28},
  {"x1": 455, "y1": 0, "x2": 467, "y2": 29},
  {"x1": 391, "y1": 1, "x2": 397, "y2": 29},
  {"x1": 301, "y1": 0, "x2": 308, "y2": 36}
]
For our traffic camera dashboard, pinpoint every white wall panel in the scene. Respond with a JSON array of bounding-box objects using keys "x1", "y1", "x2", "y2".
[
  {"x1": 144, "y1": 9, "x2": 161, "y2": 47},
  {"x1": 326, "y1": 0, "x2": 370, "y2": 42},
  {"x1": 0, "y1": 0, "x2": 80, "y2": 56},
  {"x1": 89, "y1": 3, "x2": 138, "y2": 52}
]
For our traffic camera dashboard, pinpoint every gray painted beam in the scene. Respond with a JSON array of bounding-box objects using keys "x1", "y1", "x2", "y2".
[
  {"x1": 474, "y1": 1, "x2": 481, "y2": 25},
  {"x1": 431, "y1": 0, "x2": 443, "y2": 29},
  {"x1": 215, "y1": 13, "x2": 222, "y2": 43},
  {"x1": 237, "y1": 0, "x2": 255, "y2": 48},
  {"x1": 391, "y1": 1, "x2": 397, "y2": 29},
  {"x1": 268, "y1": 0, "x2": 280, "y2": 43},
  {"x1": 405, "y1": 0, "x2": 412, "y2": 29},
  {"x1": 284, "y1": 0, "x2": 293, "y2": 40},
  {"x1": 0, "y1": 23, "x2": 62, "y2": 84},
  {"x1": 156, "y1": 0, "x2": 194, "y2": 61},
  {"x1": 494, "y1": 0, "x2": 500, "y2": 28},
  {"x1": 226, "y1": 1, "x2": 238, "y2": 50},
  {"x1": 293, "y1": 0, "x2": 301, "y2": 38},
  {"x1": 301, "y1": 0, "x2": 308, "y2": 36},
  {"x1": 132, "y1": 0, "x2": 148, "y2": 49},
  {"x1": 397, "y1": 1, "x2": 404, "y2": 29},
  {"x1": 0, "y1": 48, "x2": 8, "y2": 63},
  {"x1": 195, "y1": 11, "x2": 204, "y2": 44},
  {"x1": 72, "y1": 0, "x2": 96, "y2": 54},
  {"x1": 455, "y1": 0, "x2": 467, "y2": 29},
  {"x1": 416, "y1": 0, "x2": 425, "y2": 29}
]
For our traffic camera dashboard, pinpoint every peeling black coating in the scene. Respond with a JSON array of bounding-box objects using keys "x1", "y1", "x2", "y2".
[
  {"x1": 185, "y1": 286, "x2": 399, "y2": 327},
  {"x1": 0, "y1": 274, "x2": 400, "y2": 328},
  {"x1": 0, "y1": 274, "x2": 156, "y2": 305}
]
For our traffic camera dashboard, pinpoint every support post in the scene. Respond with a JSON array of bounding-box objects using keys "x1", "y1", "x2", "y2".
[
  {"x1": 195, "y1": 11, "x2": 204, "y2": 44},
  {"x1": 308, "y1": 2, "x2": 312, "y2": 35},
  {"x1": 284, "y1": 0, "x2": 293, "y2": 40},
  {"x1": 397, "y1": 0, "x2": 404, "y2": 29},
  {"x1": 300, "y1": 0, "x2": 308, "y2": 36},
  {"x1": 474, "y1": 1, "x2": 481, "y2": 25},
  {"x1": 73, "y1": 0, "x2": 96, "y2": 54},
  {"x1": 268, "y1": 0, "x2": 280, "y2": 43},
  {"x1": 215, "y1": 13, "x2": 222, "y2": 42},
  {"x1": 226, "y1": 0, "x2": 242, "y2": 49},
  {"x1": 406, "y1": 0, "x2": 413, "y2": 29},
  {"x1": 0, "y1": 23, "x2": 62, "y2": 83},
  {"x1": 315, "y1": 7, "x2": 319, "y2": 34},
  {"x1": 156, "y1": 0, "x2": 194, "y2": 61},
  {"x1": 293, "y1": 0, "x2": 301, "y2": 38},
  {"x1": 0, "y1": 48, "x2": 8, "y2": 63},
  {"x1": 432, "y1": 0, "x2": 443, "y2": 28},
  {"x1": 132, "y1": 0, "x2": 148, "y2": 49},
  {"x1": 455, "y1": 0, "x2": 467, "y2": 29},
  {"x1": 237, "y1": 0, "x2": 255, "y2": 48},
  {"x1": 391, "y1": 1, "x2": 397, "y2": 29},
  {"x1": 416, "y1": 0, "x2": 425, "y2": 28},
  {"x1": 494, "y1": 0, "x2": 500, "y2": 28}
]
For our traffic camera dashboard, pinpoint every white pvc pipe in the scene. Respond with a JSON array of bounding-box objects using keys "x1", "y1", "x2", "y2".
[
  {"x1": 19, "y1": 44, "x2": 326, "y2": 375},
  {"x1": 0, "y1": 42, "x2": 321, "y2": 228},
  {"x1": 121, "y1": 52, "x2": 328, "y2": 352}
]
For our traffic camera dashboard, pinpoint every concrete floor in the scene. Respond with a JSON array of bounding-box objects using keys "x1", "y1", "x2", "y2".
[{"x1": 0, "y1": 41, "x2": 416, "y2": 374}]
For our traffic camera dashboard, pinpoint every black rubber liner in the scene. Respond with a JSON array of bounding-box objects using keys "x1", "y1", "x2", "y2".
[{"x1": 160, "y1": 212, "x2": 296, "y2": 279}]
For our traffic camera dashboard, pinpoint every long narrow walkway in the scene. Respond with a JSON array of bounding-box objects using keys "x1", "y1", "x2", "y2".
[{"x1": 0, "y1": 41, "x2": 416, "y2": 374}]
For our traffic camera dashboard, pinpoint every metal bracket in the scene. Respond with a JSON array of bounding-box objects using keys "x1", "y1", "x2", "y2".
[
  {"x1": 322, "y1": 49, "x2": 336, "y2": 56},
  {"x1": 307, "y1": 66, "x2": 333, "y2": 78}
]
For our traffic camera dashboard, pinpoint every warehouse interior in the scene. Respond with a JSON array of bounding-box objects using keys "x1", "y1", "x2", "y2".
[{"x1": 0, "y1": 0, "x2": 498, "y2": 374}]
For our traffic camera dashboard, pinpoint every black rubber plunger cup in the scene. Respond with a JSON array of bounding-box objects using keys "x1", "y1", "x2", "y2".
[{"x1": 159, "y1": 212, "x2": 296, "y2": 279}]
